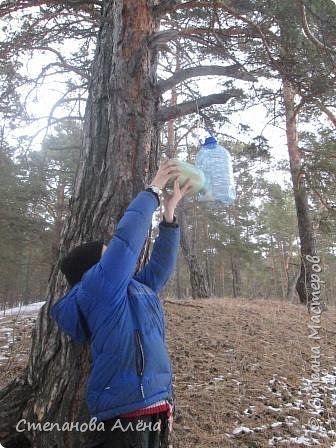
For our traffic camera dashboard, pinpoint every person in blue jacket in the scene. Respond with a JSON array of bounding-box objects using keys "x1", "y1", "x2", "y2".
[{"x1": 50, "y1": 160, "x2": 192, "y2": 448}]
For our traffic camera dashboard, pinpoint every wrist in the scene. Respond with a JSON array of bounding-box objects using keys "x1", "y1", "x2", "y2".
[
  {"x1": 163, "y1": 211, "x2": 174, "y2": 223},
  {"x1": 162, "y1": 215, "x2": 178, "y2": 227},
  {"x1": 147, "y1": 184, "x2": 162, "y2": 195},
  {"x1": 149, "y1": 180, "x2": 163, "y2": 190}
]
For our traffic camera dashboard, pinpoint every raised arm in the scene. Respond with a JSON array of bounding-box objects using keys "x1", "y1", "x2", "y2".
[
  {"x1": 82, "y1": 161, "x2": 181, "y2": 297},
  {"x1": 134, "y1": 218, "x2": 180, "y2": 293},
  {"x1": 134, "y1": 178, "x2": 193, "y2": 294},
  {"x1": 98, "y1": 191, "x2": 158, "y2": 284}
]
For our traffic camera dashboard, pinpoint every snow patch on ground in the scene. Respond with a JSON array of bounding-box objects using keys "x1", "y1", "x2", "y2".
[
  {"x1": 232, "y1": 426, "x2": 253, "y2": 435},
  {"x1": 231, "y1": 371, "x2": 336, "y2": 446},
  {"x1": 0, "y1": 302, "x2": 44, "y2": 367},
  {"x1": 1, "y1": 301, "x2": 45, "y2": 316}
]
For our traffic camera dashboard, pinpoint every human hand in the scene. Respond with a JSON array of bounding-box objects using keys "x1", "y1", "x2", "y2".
[
  {"x1": 150, "y1": 160, "x2": 180, "y2": 190},
  {"x1": 163, "y1": 178, "x2": 193, "y2": 222}
]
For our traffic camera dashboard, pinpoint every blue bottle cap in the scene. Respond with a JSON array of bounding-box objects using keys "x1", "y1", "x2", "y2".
[{"x1": 204, "y1": 136, "x2": 217, "y2": 146}]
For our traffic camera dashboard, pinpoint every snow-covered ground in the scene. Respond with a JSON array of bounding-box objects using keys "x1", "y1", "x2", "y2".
[
  {"x1": 1, "y1": 301, "x2": 45, "y2": 316},
  {"x1": 229, "y1": 372, "x2": 336, "y2": 446},
  {"x1": 0, "y1": 302, "x2": 45, "y2": 365}
]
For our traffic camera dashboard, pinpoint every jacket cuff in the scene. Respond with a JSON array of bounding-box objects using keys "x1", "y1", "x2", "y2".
[
  {"x1": 161, "y1": 215, "x2": 179, "y2": 228},
  {"x1": 145, "y1": 188, "x2": 160, "y2": 207}
]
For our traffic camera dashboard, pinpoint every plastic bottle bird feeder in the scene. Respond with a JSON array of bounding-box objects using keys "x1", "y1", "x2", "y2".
[
  {"x1": 195, "y1": 136, "x2": 236, "y2": 206},
  {"x1": 165, "y1": 136, "x2": 236, "y2": 207}
]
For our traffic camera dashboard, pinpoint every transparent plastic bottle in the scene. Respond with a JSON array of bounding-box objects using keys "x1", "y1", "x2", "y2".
[{"x1": 195, "y1": 136, "x2": 236, "y2": 205}]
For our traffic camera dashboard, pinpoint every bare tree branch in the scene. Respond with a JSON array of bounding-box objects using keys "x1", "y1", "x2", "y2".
[
  {"x1": 295, "y1": 0, "x2": 335, "y2": 53},
  {"x1": 153, "y1": 0, "x2": 178, "y2": 17},
  {"x1": 150, "y1": 26, "x2": 262, "y2": 47},
  {"x1": 157, "y1": 89, "x2": 242, "y2": 122},
  {"x1": 315, "y1": 100, "x2": 336, "y2": 128},
  {"x1": 155, "y1": 1, "x2": 280, "y2": 70},
  {"x1": 0, "y1": 0, "x2": 101, "y2": 19},
  {"x1": 35, "y1": 47, "x2": 90, "y2": 80},
  {"x1": 158, "y1": 64, "x2": 256, "y2": 93},
  {"x1": 179, "y1": 26, "x2": 261, "y2": 39},
  {"x1": 155, "y1": 0, "x2": 242, "y2": 14}
]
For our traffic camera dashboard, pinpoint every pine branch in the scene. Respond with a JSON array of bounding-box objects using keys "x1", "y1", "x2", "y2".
[
  {"x1": 154, "y1": 0, "x2": 221, "y2": 16},
  {"x1": 153, "y1": 0, "x2": 178, "y2": 17},
  {"x1": 0, "y1": 0, "x2": 101, "y2": 18},
  {"x1": 150, "y1": 26, "x2": 261, "y2": 47},
  {"x1": 157, "y1": 64, "x2": 256, "y2": 93},
  {"x1": 295, "y1": 0, "x2": 335, "y2": 53},
  {"x1": 157, "y1": 89, "x2": 242, "y2": 122},
  {"x1": 35, "y1": 47, "x2": 89, "y2": 80},
  {"x1": 315, "y1": 101, "x2": 336, "y2": 128},
  {"x1": 156, "y1": 1, "x2": 280, "y2": 71}
]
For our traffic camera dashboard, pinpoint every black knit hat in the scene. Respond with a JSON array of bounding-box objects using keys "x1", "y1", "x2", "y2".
[{"x1": 60, "y1": 240, "x2": 104, "y2": 287}]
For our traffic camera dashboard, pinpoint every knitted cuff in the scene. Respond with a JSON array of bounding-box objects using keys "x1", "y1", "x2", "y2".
[
  {"x1": 145, "y1": 188, "x2": 160, "y2": 207},
  {"x1": 161, "y1": 215, "x2": 178, "y2": 228}
]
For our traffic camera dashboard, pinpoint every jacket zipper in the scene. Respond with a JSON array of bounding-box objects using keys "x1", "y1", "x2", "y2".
[{"x1": 135, "y1": 329, "x2": 145, "y2": 399}]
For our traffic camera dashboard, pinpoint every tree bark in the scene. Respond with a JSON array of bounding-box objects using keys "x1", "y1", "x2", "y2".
[
  {"x1": 175, "y1": 255, "x2": 182, "y2": 299},
  {"x1": 287, "y1": 264, "x2": 301, "y2": 303},
  {"x1": 283, "y1": 79, "x2": 316, "y2": 305},
  {"x1": 280, "y1": 241, "x2": 288, "y2": 300},
  {"x1": 205, "y1": 248, "x2": 211, "y2": 294},
  {"x1": 0, "y1": 1, "x2": 160, "y2": 446},
  {"x1": 182, "y1": 143, "x2": 211, "y2": 299},
  {"x1": 157, "y1": 90, "x2": 241, "y2": 122},
  {"x1": 269, "y1": 235, "x2": 278, "y2": 297},
  {"x1": 177, "y1": 204, "x2": 210, "y2": 299},
  {"x1": 230, "y1": 252, "x2": 241, "y2": 298},
  {"x1": 51, "y1": 172, "x2": 66, "y2": 264},
  {"x1": 23, "y1": 241, "x2": 33, "y2": 304}
]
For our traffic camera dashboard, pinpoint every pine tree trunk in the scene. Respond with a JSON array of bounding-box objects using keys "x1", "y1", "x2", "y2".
[
  {"x1": 280, "y1": 242, "x2": 288, "y2": 299},
  {"x1": 165, "y1": 48, "x2": 209, "y2": 300},
  {"x1": 0, "y1": 1, "x2": 160, "y2": 447},
  {"x1": 165, "y1": 47, "x2": 184, "y2": 301},
  {"x1": 230, "y1": 252, "x2": 241, "y2": 298},
  {"x1": 175, "y1": 255, "x2": 182, "y2": 299},
  {"x1": 221, "y1": 263, "x2": 225, "y2": 297},
  {"x1": 205, "y1": 251, "x2": 211, "y2": 293},
  {"x1": 287, "y1": 265, "x2": 301, "y2": 303},
  {"x1": 177, "y1": 204, "x2": 210, "y2": 299},
  {"x1": 229, "y1": 210, "x2": 242, "y2": 299},
  {"x1": 51, "y1": 173, "x2": 66, "y2": 264},
  {"x1": 184, "y1": 135, "x2": 211, "y2": 298},
  {"x1": 23, "y1": 241, "x2": 33, "y2": 304},
  {"x1": 283, "y1": 79, "x2": 316, "y2": 305}
]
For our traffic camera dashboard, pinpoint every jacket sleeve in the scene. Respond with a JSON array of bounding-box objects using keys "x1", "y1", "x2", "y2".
[
  {"x1": 49, "y1": 287, "x2": 90, "y2": 344},
  {"x1": 83, "y1": 191, "x2": 159, "y2": 297},
  {"x1": 134, "y1": 220, "x2": 180, "y2": 294}
]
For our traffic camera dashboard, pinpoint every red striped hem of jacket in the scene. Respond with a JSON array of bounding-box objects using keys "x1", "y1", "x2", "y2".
[{"x1": 119, "y1": 400, "x2": 171, "y2": 418}]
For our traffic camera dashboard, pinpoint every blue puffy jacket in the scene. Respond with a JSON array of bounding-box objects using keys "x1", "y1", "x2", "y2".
[{"x1": 50, "y1": 191, "x2": 180, "y2": 421}]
